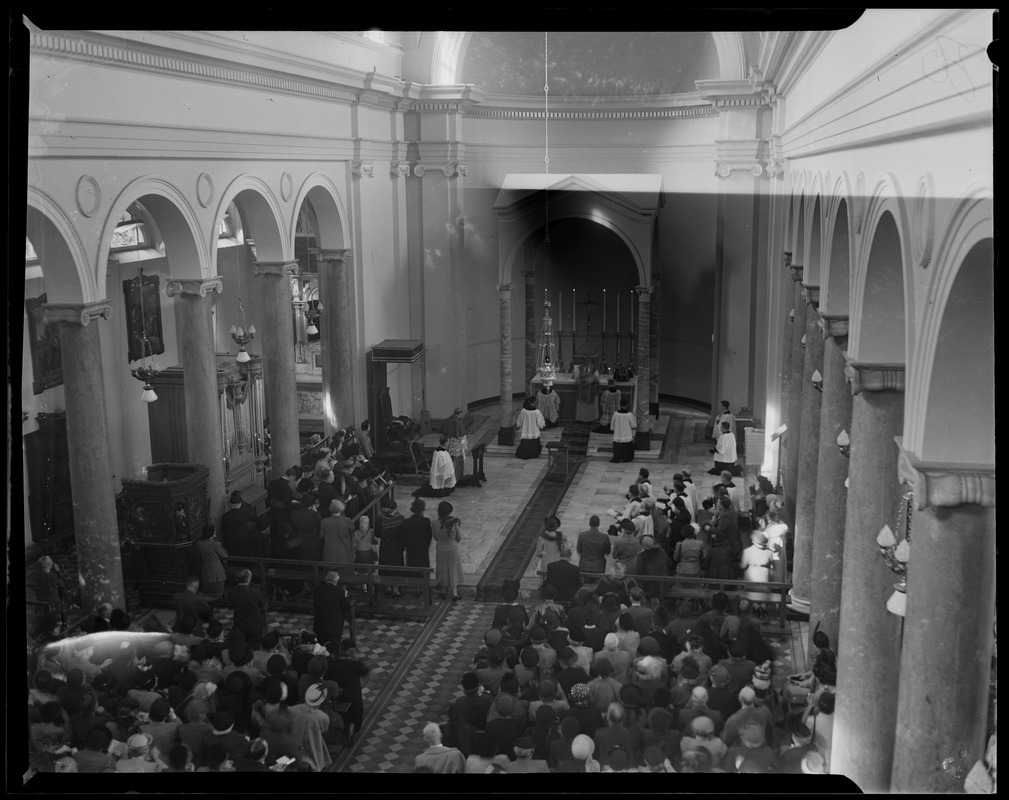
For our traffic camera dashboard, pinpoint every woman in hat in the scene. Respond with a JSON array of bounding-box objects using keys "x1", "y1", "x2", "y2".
[
  {"x1": 673, "y1": 524, "x2": 707, "y2": 577},
  {"x1": 514, "y1": 396, "x2": 546, "y2": 460},
  {"x1": 569, "y1": 733, "x2": 602, "y2": 772},
  {"x1": 533, "y1": 516, "x2": 566, "y2": 574},
  {"x1": 740, "y1": 530, "x2": 775, "y2": 583},
  {"x1": 440, "y1": 408, "x2": 469, "y2": 481},
  {"x1": 434, "y1": 501, "x2": 465, "y2": 601}
]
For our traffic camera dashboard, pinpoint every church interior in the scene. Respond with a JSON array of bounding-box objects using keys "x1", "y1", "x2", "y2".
[{"x1": 14, "y1": 12, "x2": 995, "y2": 789}]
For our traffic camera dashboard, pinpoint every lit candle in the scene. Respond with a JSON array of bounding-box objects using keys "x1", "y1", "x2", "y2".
[
  {"x1": 603, "y1": 289, "x2": 607, "y2": 333},
  {"x1": 572, "y1": 289, "x2": 576, "y2": 332}
]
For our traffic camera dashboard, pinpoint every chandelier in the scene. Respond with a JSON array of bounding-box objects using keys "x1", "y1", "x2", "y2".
[
  {"x1": 229, "y1": 264, "x2": 256, "y2": 363},
  {"x1": 128, "y1": 267, "x2": 162, "y2": 403},
  {"x1": 876, "y1": 484, "x2": 913, "y2": 616},
  {"x1": 305, "y1": 298, "x2": 323, "y2": 336},
  {"x1": 537, "y1": 298, "x2": 559, "y2": 384},
  {"x1": 535, "y1": 31, "x2": 556, "y2": 385}
]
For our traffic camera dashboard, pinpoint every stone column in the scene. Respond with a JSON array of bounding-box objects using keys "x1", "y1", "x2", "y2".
[
  {"x1": 166, "y1": 277, "x2": 226, "y2": 526},
  {"x1": 891, "y1": 453, "x2": 996, "y2": 792},
  {"x1": 782, "y1": 265, "x2": 806, "y2": 529},
  {"x1": 42, "y1": 301, "x2": 125, "y2": 613},
  {"x1": 830, "y1": 362, "x2": 904, "y2": 792},
  {"x1": 497, "y1": 282, "x2": 515, "y2": 445},
  {"x1": 316, "y1": 249, "x2": 355, "y2": 435},
  {"x1": 806, "y1": 315, "x2": 852, "y2": 651},
  {"x1": 253, "y1": 260, "x2": 301, "y2": 477},
  {"x1": 649, "y1": 273, "x2": 660, "y2": 419},
  {"x1": 788, "y1": 285, "x2": 823, "y2": 613},
  {"x1": 524, "y1": 270, "x2": 537, "y2": 392},
  {"x1": 634, "y1": 285, "x2": 653, "y2": 450},
  {"x1": 778, "y1": 252, "x2": 794, "y2": 446}
]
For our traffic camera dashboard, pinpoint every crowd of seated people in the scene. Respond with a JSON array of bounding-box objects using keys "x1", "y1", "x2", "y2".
[
  {"x1": 26, "y1": 609, "x2": 372, "y2": 774},
  {"x1": 411, "y1": 467, "x2": 833, "y2": 775},
  {"x1": 413, "y1": 578, "x2": 836, "y2": 774}
]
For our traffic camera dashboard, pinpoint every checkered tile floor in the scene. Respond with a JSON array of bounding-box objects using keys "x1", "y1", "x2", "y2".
[{"x1": 337, "y1": 599, "x2": 498, "y2": 773}]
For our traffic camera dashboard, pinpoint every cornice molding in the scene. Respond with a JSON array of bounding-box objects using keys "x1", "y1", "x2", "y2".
[
  {"x1": 165, "y1": 277, "x2": 224, "y2": 298},
  {"x1": 896, "y1": 438, "x2": 995, "y2": 509},
  {"x1": 844, "y1": 357, "x2": 905, "y2": 395},
  {"x1": 465, "y1": 105, "x2": 717, "y2": 121},
  {"x1": 497, "y1": 283, "x2": 515, "y2": 300},
  {"x1": 312, "y1": 248, "x2": 353, "y2": 265},
  {"x1": 818, "y1": 313, "x2": 849, "y2": 340},
  {"x1": 253, "y1": 261, "x2": 299, "y2": 278},
  {"x1": 42, "y1": 301, "x2": 113, "y2": 327}
]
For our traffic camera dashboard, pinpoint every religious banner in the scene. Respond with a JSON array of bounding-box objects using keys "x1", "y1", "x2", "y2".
[
  {"x1": 25, "y1": 293, "x2": 63, "y2": 394},
  {"x1": 123, "y1": 272, "x2": 165, "y2": 363}
]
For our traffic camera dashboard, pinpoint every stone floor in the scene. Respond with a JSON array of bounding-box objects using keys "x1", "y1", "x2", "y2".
[{"x1": 46, "y1": 400, "x2": 811, "y2": 774}]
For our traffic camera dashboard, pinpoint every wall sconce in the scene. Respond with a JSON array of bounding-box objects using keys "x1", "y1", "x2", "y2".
[
  {"x1": 836, "y1": 429, "x2": 850, "y2": 457},
  {"x1": 801, "y1": 333, "x2": 807, "y2": 348},
  {"x1": 876, "y1": 487, "x2": 913, "y2": 616},
  {"x1": 789, "y1": 307, "x2": 795, "y2": 322},
  {"x1": 811, "y1": 369, "x2": 823, "y2": 392}
]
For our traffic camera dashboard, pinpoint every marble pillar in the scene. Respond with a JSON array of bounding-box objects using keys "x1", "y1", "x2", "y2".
[
  {"x1": 254, "y1": 261, "x2": 301, "y2": 477},
  {"x1": 634, "y1": 285, "x2": 653, "y2": 450},
  {"x1": 524, "y1": 270, "x2": 537, "y2": 392},
  {"x1": 830, "y1": 362, "x2": 904, "y2": 792},
  {"x1": 43, "y1": 301, "x2": 125, "y2": 613},
  {"x1": 783, "y1": 265, "x2": 806, "y2": 530},
  {"x1": 891, "y1": 453, "x2": 996, "y2": 792},
  {"x1": 807, "y1": 315, "x2": 852, "y2": 652},
  {"x1": 497, "y1": 283, "x2": 515, "y2": 445},
  {"x1": 788, "y1": 286, "x2": 823, "y2": 612},
  {"x1": 316, "y1": 249, "x2": 355, "y2": 435},
  {"x1": 649, "y1": 273, "x2": 660, "y2": 419},
  {"x1": 778, "y1": 253, "x2": 794, "y2": 453},
  {"x1": 166, "y1": 277, "x2": 227, "y2": 526}
]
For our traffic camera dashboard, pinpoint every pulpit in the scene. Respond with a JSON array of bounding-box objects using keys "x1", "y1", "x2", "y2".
[{"x1": 116, "y1": 463, "x2": 209, "y2": 609}]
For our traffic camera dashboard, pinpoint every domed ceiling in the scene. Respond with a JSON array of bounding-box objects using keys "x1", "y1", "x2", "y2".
[{"x1": 459, "y1": 31, "x2": 720, "y2": 96}]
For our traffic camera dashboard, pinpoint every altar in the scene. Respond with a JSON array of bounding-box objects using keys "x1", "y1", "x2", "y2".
[{"x1": 531, "y1": 372, "x2": 637, "y2": 422}]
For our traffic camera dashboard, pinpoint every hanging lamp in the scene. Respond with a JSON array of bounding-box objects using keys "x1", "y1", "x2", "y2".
[
  {"x1": 128, "y1": 267, "x2": 162, "y2": 402},
  {"x1": 535, "y1": 31, "x2": 558, "y2": 385},
  {"x1": 230, "y1": 259, "x2": 256, "y2": 363}
]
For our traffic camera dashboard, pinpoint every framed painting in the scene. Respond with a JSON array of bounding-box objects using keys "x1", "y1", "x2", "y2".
[
  {"x1": 123, "y1": 272, "x2": 165, "y2": 363},
  {"x1": 25, "y1": 293, "x2": 63, "y2": 394}
]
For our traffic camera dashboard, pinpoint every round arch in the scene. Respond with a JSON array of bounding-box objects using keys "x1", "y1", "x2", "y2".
[
  {"x1": 819, "y1": 173, "x2": 855, "y2": 317},
  {"x1": 98, "y1": 177, "x2": 209, "y2": 290},
  {"x1": 805, "y1": 191, "x2": 824, "y2": 288},
  {"x1": 848, "y1": 175, "x2": 915, "y2": 364},
  {"x1": 216, "y1": 175, "x2": 289, "y2": 263},
  {"x1": 26, "y1": 188, "x2": 93, "y2": 304},
  {"x1": 904, "y1": 182, "x2": 994, "y2": 462},
  {"x1": 289, "y1": 174, "x2": 349, "y2": 250},
  {"x1": 501, "y1": 210, "x2": 648, "y2": 289}
]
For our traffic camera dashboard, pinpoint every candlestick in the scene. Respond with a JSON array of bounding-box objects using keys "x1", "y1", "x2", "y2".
[
  {"x1": 603, "y1": 289, "x2": 607, "y2": 333},
  {"x1": 572, "y1": 289, "x2": 576, "y2": 332}
]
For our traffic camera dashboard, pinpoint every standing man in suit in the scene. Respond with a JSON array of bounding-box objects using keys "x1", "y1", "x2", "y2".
[
  {"x1": 544, "y1": 547, "x2": 581, "y2": 603},
  {"x1": 313, "y1": 570, "x2": 353, "y2": 650},
  {"x1": 227, "y1": 568, "x2": 267, "y2": 651},
  {"x1": 172, "y1": 577, "x2": 212, "y2": 636}
]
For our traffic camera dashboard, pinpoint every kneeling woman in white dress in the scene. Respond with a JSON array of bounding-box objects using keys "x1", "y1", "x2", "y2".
[{"x1": 430, "y1": 435, "x2": 457, "y2": 491}]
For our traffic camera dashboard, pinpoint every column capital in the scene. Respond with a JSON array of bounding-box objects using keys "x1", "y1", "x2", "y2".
[
  {"x1": 818, "y1": 313, "x2": 849, "y2": 341},
  {"x1": 253, "y1": 261, "x2": 299, "y2": 278},
  {"x1": 635, "y1": 285, "x2": 654, "y2": 299},
  {"x1": 497, "y1": 283, "x2": 514, "y2": 299},
  {"x1": 790, "y1": 264, "x2": 804, "y2": 283},
  {"x1": 522, "y1": 269, "x2": 537, "y2": 282},
  {"x1": 844, "y1": 357, "x2": 905, "y2": 395},
  {"x1": 165, "y1": 276, "x2": 224, "y2": 298},
  {"x1": 801, "y1": 283, "x2": 820, "y2": 308},
  {"x1": 782, "y1": 250, "x2": 793, "y2": 268},
  {"x1": 312, "y1": 248, "x2": 353, "y2": 266},
  {"x1": 42, "y1": 301, "x2": 113, "y2": 327},
  {"x1": 896, "y1": 438, "x2": 995, "y2": 509}
]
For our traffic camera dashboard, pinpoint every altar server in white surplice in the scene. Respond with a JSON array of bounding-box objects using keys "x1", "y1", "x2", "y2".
[{"x1": 431, "y1": 435, "x2": 457, "y2": 490}]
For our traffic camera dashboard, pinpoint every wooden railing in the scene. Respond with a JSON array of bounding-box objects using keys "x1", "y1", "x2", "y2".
[{"x1": 539, "y1": 570, "x2": 794, "y2": 634}]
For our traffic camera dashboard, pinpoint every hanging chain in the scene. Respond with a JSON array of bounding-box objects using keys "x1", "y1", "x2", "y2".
[
  {"x1": 136, "y1": 267, "x2": 151, "y2": 363},
  {"x1": 544, "y1": 31, "x2": 550, "y2": 247}
]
